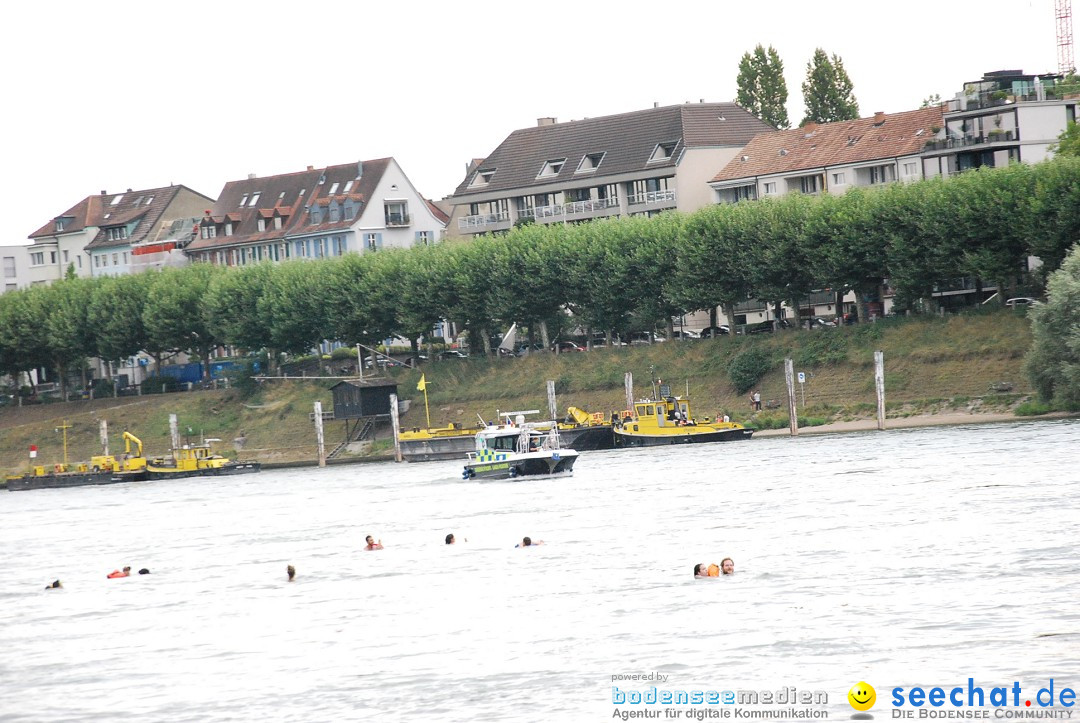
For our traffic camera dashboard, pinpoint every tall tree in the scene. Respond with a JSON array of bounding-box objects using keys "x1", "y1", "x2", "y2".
[
  {"x1": 800, "y1": 48, "x2": 859, "y2": 126},
  {"x1": 1024, "y1": 244, "x2": 1080, "y2": 407},
  {"x1": 735, "y1": 44, "x2": 790, "y2": 129}
]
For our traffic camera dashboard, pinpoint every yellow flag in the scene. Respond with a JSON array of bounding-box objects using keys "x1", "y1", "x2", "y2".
[{"x1": 417, "y1": 374, "x2": 427, "y2": 391}]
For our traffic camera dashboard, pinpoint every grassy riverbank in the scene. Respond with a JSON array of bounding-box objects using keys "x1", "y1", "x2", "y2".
[{"x1": 0, "y1": 308, "x2": 1042, "y2": 475}]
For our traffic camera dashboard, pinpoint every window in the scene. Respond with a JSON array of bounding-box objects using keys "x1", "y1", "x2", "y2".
[
  {"x1": 94, "y1": 255, "x2": 100, "y2": 268},
  {"x1": 366, "y1": 233, "x2": 378, "y2": 251},
  {"x1": 145, "y1": 196, "x2": 153, "y2": 205},
  {"x1": 537, "y1": 158, "x2": 566, "y2": 178},
  {"x1": 328, "y1": 182, "x2": 340, "y2": 194},
  {"x1": 576, "y1": 152, "x2": 606, "y2": 173},
  {"x1": 274, "y1": 216, "x2": 283, "y2": 229},
  {"x1": 415, "y1": 230, "x2": 430, "y2": 246},
  {"x1": 798, "y1": 175, "x2": 821, "y2": 194},
  {"x1": 122, "y1": 252, "x2": 128, "y2": 264},
  {"x1": 763, "y1": 182, "x2": 777, "y2": 195},
  {"x1": 3, "y1": 256, "x2": 16, "y2": 277},
  {"x1": 869, "y1": 165, "x2": 895, "y2": 184},
  {"x1": 248, "y1": 192, "x2": 261, "y2": 206},
  {"x1": 832, "y1": 172, "x2": 846, "y2": 186},
  {"x1": 648, "y1": 142, "x2": 677, "y2": 162},
  {"x1": 342, "y1": 180, "x2": 354, "y2": 193},
  {"x1": 202, "y1": 225, "x2": 217, "y2": 239},
  {"x1": 384, "y1": 201, "x2": 408, "y2": 226},
  {"x1": 344, "y1": 202, "x2": 357, "y2": 220},
  {"x1": 732, "y1": 185, "x2": 756, "y2": 202},
  {"x1": 112, "y1": 253, "x2": 119, "y2": 265},
  {"x1": 329, "y1": 204, "x2": 340, "y2": 223},
  {"x1": 107, "y1": 226, "x2": 128, "y2": 241},
  {"x1": 310, "y1": 207, "x2": 322, "y2": 225},
  {"x1": 63, "y1": 250, "x2": 69, "y2": 263},
  {"x1": 110, "y1": 194, "x2": 124, "y2": 206},
  {"x1": 469, "y1": 169, "x2": 496, "y2": 187},
  {"x1": 5, "y1": 284, "x2": 15, "y2": 292},
  {"x1": 257, "y1": 218, "x2": 266, "y2": 232},
  {"x1": 54, "y1": 219, "x2": 67, "y2": 232},
  {"x1": 332, "y1": 237, "x2": 346, "y2": 255},
  {"x1": 50, "y1": 251, "x2": 57, "y2": 264},
  {"x1": 239, "y1": 194, "x2": 248, "y2": 208},
  {"x1": 565, "y1": 188, "x2": 590, "y2": 203},
  {"x1": 902, "y1": 162, "x2": 917, "y2": 176},
  {"x1": 77, "y1": 256, "x2": 82, "y2": 269},
  {"x1": 225, "y1": 223, "x2": 234, "y2": 236}
]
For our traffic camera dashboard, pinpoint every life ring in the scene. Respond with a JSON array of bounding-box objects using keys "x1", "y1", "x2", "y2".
[
  {"x1": 54, "y1": 464, "x2": 63, "y2": 473},
  {"x1": 508, "y1": 466, "x2": 519, "y2": 478}
]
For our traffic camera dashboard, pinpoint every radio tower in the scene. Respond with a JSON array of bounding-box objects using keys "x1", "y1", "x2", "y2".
[{"x1": 1058, "y1": 0, "x2": 1076, "y2": 75}]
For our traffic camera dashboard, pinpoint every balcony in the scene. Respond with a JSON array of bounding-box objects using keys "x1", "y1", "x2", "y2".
[
  {"x1": 534, "y1": 204, "x2": 565, "y2": 220},
  {"x1": 564, "y1": 197, "x2": 620, "y2": 218},
  {"x1": 458, "y1": 211, "x2": 511, "y2": 231},
  {"x1": 385, "y1": 213, "x2": 411, "y2": 227},
  {"x1": 922, "y1": 131, "x2": 1017, "y2": 153},
  {"x1": 627, "y1": 189, "x2": 677, "y2": 208}
]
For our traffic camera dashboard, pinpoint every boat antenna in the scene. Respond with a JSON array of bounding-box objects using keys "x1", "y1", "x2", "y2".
[
  {"x1": 686, "y1": 379, "x2": 689, "y2": 398},
  {"x1": 649, "y1": 365, "x2": 657, "y2": 401}
]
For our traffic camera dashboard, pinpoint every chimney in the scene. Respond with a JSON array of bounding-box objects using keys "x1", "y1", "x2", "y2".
[
  {"x1": 537, "y1": 117, "x2": 557, "y2": 127},
  {"x1": 653, "y1": 102, "x2": 659, "y2": 108},
  {"x1": 873, "y1": 111, "x2": 886, "y2": 125},
  {"x1": 700, "y1": 98, "x2": 704, "y2": 103},
  {"x1": 307, "y1": 165, "x2": 314, "y2": 171},
  {"x1": 357, "y1": 161, "x2": 363, "y2": 178},
  {"x1": 101, "y1": 190, "x2": 107, "y2": 195},
  {"x1": 248, "y1": 173, "x2": 257, "y2": 180},
  {"x1": 126, "y1": 188, "x2": 132, "y2": 192}
]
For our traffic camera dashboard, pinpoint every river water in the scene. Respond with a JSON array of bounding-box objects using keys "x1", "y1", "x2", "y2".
[{"x1": 1, "y1": 419, "x2": 1078, "y2": 722}]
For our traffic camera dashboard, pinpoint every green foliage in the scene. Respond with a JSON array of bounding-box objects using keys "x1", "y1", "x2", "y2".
[
  {"x1": 727, "y1": 347, "x2": 773, "y2": 393},
  {"x1": 796, "y1": 331, "x2": 848, "y2": 367},
  {"x1": 1049, "y1": 120, "x2": 1080, "y2": 157},
  {"x1": 1013, "y1": 399, "x2": 1054, "y2": 416},
  {"x1": 921, "y1": 93, "x2": 942, "y2": 108},
  {"x1": 801, "y1": 48, "x2": 859, "y2": 125},
  {"x1": 1024, "y1": 245, "x2": 1080, "y2": 407},
  {"x1": 736, "y1": 44, "x2": 790, "y2": 129}
]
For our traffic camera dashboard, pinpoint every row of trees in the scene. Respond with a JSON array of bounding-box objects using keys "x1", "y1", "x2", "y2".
[
  {"x1": 2, "y1": 158, "x2": 1079, "y2": 396},
  {"x1": 736, "y1": 45, "x2": 859, "y2": 129}
]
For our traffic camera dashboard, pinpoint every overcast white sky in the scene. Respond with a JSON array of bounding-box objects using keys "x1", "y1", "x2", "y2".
[{"x1": 2, "y1": 0, "x2": 1063, "y2": 244}]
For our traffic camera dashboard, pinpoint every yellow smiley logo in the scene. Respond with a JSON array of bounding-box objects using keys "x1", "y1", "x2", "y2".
[{"x1": 848, "y1": 681, "x2": 876, "y2": 711}]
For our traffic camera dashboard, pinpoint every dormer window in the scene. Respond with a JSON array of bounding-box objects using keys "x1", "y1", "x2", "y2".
[
  {"x1": 469, "y1": 169, "x2": 496, "y2": 188},
  {"x1": 648, "y1": 142, "x2": 677, "y2": 163},
  {"x1": 537, "y1": 159, "x2": 566, "y2": 178},
  {"x1": 54, "y1": 218, "x2": 68, "y2": 232},
  {"x1": 106, "y1": 226, "x2": 129, "y2": 241},
  {"x1": 257, "y1": 219, "x2": 266, "y2": 232},
  {"x1": 576, "y1": 152, "x2": 606, "y2": 173}
]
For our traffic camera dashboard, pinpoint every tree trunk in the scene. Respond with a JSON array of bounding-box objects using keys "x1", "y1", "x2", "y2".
[
  {"x1": 481, "y1": 327, "x2": 492, "y2": 357},
  {"x1": 773, "y1": 302, "x2": 783, "y2": 331},
  {"x1": 585, "y1": 325, "x2": 593, "y2": 351},
  {"x1": 57, "y1": 360, "x2": 68, "y2": 401},
  {"x1": 835, "y1": 290, "x2": 844, "y2": 322},
  {"x1": 789, "y1": 296, "x2": 801, "y2": 330},
  {"x1": 410, "y1": 337, "x2": 420, "y2": 364},
  {"x1": 997, "y1": 279, "x2": 1008, "y2": 306},
  {"x1": 539, "y1": 320, "x2": 550, "y2": 351},
  {"x1": 665, "y1": 317, "x2": 675, "y2": 340}
]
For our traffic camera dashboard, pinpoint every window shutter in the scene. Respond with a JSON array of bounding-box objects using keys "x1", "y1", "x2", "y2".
[{"x1": 376, "y1": 232, "x2": 384, "y2": 249}]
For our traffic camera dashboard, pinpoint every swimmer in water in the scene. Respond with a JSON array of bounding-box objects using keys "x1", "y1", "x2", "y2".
[
  {"x1": 721, "y1": 557, "x2": 734, "y2": 575},
  {"x1": 365, "y1": 536, "x2": 383, "y2": 551},
  {"x1": 693, "y1": 564, "x2": 709, "y2": 578},
  {"x1": 516, "y1": 536, "x2": 543, "y2": 547},
  {"x1": 287, "y1": 565, "x2": 295, "y2": 581},
  {"x1": 45, "y1": 580, "x2": 62, "y2": 589}
]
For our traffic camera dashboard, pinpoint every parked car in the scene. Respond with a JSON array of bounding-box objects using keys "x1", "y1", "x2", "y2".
[
  {"x1": 1004, "y1": 297, "x2": 1036, "y2": 308},
  {"x1": 437, "y1": 350, "x2": 470, "y2": 360},
  {"x1": 365, "y1": 356, "x2": 405, "y2": 370},
  {"x1": 698, "y1": 325, "x2": 730, "y2": 338},
  {"x1": 552, "y1": 341, "x2": 585, "y2": 353},
  {"x1": 745, "y1": 319, "x2": 792, "y2": 334},
  {"x1": 810, "y1": 318, "x2": 837, "y2": 329},
  {"x1": 514, "y1": 343, "x2": 545, "y2": 356}
]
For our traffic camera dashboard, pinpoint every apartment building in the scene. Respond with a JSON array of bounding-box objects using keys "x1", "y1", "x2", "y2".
[
  {"x1": 185, "y1": 158, "x2": 446, "y2": 265},
  {"x1": 448, "y1": 102, "x2": 775, "y2": 237},
  {"x1": 709, "y1": 106, "x2": 944, "y2": 203}
]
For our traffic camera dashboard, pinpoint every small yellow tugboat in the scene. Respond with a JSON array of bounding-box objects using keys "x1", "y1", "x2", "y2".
[
  {"x1": 146, "y1": 438, "x2": 260, "y2": 480},
  {"x1": 613, "y1": 393, "x2": 753, "y2": 448},
  {"x1": 399, "y1": 422, "x2": 484, "y2": 462}
]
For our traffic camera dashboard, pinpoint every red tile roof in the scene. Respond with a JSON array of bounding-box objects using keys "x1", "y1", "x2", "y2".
[{"x1": 710, "y1": 107, "x2": 944, "y2": 183}]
